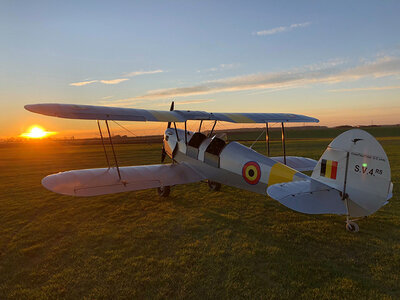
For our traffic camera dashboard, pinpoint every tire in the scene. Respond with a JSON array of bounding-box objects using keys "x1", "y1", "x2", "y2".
[
  {"x1": 346, "y1": 221, "x2": 359, "y2": 232},
  {"x1": 208, "y1": 181, "x2": 221, "y2": 191},
  {"x1": 157, "y1": 186, "x2": 171, "y2": 197}
]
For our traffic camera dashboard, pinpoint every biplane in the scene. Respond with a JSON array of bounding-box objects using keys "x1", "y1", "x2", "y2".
[{"x1": 25, "y1": 102, "x2": 393, "y2": 232}]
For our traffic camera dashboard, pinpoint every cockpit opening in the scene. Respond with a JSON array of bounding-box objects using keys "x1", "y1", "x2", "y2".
[
  {"x1": 188, "y1": 132, "x2": 207, "y2": 148},
  {"x1": 203, "y1": 137, "x2": 227, "y2": 167}
]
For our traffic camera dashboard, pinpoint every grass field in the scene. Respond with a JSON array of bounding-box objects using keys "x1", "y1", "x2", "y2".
[{"x1": 0, "y1": 127, "x2": 399, "y2": 299}]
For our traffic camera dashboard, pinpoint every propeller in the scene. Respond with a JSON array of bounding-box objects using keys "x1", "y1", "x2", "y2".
[
  {"x1": 167, "y1": 101, "x2": 174, "y2": 129},
  {"x1": 161, "y1": 101, "x2": 174, "y2": 163}
]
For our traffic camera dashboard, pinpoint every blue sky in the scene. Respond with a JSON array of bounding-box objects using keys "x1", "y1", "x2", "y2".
[{"x1": 1, "y1": 1, "x2": 400, "y2": 137}]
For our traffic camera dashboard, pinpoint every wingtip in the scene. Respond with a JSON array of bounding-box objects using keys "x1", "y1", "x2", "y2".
[{"x1": 24, "y1": 104, "x2": 35, "y2": 112}]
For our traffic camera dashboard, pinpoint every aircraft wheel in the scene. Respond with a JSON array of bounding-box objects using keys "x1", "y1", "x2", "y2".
[
  {"x1": 157, "y1": 186, "x2": 170, "y2": 197},
  {"x1": 208, "y1": 181, "x2": 221, "y2": 191},
  {"x1": 346, "y1": 221, "x2": 359, "y2": 233}
]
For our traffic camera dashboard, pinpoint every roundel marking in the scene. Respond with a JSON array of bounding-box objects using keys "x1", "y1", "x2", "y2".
[{"x1": 242, "y1": 161, "x2": 261, "y2": 185}]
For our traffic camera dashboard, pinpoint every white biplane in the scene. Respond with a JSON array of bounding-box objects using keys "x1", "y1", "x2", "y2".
[{"x1": 25, "y1": 102, "x2": 393, "y2": 232}]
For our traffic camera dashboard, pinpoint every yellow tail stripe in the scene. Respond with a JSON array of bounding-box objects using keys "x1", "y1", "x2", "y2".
[
  {"x1": 325, "y1": 160, "x2": 332, "y2": 178},
  {"x1": 268, "y1": 163, "x2": 297, "y2": 186}
]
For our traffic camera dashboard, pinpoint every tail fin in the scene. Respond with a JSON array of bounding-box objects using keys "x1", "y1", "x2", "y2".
[
  {"x1": 267, "y1": 129, "x2": 392, "y2": 218},
  {"x1": 311, "y1": 129, "x2": 392, "y2": 217}
]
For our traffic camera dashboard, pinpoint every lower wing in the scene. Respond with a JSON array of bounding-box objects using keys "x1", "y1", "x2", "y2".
[{"x1": 42, "y1": 163, "x2": 205, "y2": 197}]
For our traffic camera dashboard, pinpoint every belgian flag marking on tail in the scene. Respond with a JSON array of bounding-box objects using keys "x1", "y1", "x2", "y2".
[{"x1": 320, "y1": 159, "x2": 338, "y2": 179}]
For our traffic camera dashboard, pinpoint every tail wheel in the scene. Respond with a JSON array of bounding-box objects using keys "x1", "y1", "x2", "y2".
[
  {"x1": 157, "y1": 186, "x2": 171, "y2": 197},
  {"x1": 346, "y1": 221, "x2": 359, "y2": 233},
  {"x1": 208, "y1": 181, "x2": 221, "y2": 191}
]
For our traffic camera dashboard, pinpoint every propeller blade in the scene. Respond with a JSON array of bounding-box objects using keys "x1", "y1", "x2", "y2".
[
  {"x1": 167, "y1": 101, "x2": 174, "y2": 128},
  {"x1": 164, "y1": 100, "x2": 174, "y2": 162}
]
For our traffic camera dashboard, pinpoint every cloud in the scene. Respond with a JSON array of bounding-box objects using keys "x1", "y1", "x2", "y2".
[
  {"x1": 69, "y1": 80, "x2": 98, "y2": 86},
  {"x1": 328, "y1": 86, "x2": 400, "y2": 92},
  {"x1": 130, "y1": 56, "x2": 400, "y2": 100},
  {"x1": 70, "y1": 69, "x2": 164, "y2": 86},
  {"x1": 125, "y1": 69, "x2": 164, "y2": 77},
  {"x1": 255, "y1": 22, "x2": 311, "y2": 36},
  {"x1": 99, "y1": 78, "x2": 129, "y2": 85},
  {"x1": 197, "y1": 63, "x2": 239, "y2": 73},
  {"x1": 340, "y1": 56, "x2": 400, "y2": 78},
  {"x1": 70, "y1": 78, "x2": 129, "y2": 86}
]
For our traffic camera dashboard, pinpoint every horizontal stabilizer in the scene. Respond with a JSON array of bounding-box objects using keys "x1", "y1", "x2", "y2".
[
  {"x1": 270, "y1": 156, "x2": 317, "y2": 171},
  {"x1": 42, "y1": 163, "x2": 204, "y2": 197},
  {"x1": 25, "y1": 103, "x2": 319, "y2": 124},
  {"x1": 267, "y1": 179, "x2": 347, "y2": 215}
]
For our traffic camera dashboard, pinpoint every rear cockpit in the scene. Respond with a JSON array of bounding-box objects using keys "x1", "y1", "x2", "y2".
[{"x1": 203, "y1": 137, "x2": 226, "y2": 167}]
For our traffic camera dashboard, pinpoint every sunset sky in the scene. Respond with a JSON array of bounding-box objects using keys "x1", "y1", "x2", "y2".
[{"x1": 1, "y1": 1, "x2": 400, "y2": 138}]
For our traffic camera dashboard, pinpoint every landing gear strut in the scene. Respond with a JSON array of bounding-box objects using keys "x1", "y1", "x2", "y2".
[
  {"x1": 157, "y1": 186, "x2": 171, "y2": 197},
  {"x1": 208, "y1": 180, "x2": 221, "y2": 191}
]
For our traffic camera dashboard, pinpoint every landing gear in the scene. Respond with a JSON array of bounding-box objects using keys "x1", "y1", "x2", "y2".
[
  {"x1": 208, "y1": 180, "x2": 221, "y2": 191},
  {"x1": 157, "y1": 186, "x2": 170, "y2": 197},
  {"x1": 345, "y1": 219, "x2": 359, "y2": 233}
]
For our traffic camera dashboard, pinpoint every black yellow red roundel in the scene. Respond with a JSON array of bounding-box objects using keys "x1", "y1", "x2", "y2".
[{"x1": 242, "y1": 161, "x2": 261, "y2": 185}]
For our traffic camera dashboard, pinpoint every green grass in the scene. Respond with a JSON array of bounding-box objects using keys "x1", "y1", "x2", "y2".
[{"x1": 0, "y1": 128, "x2": 399, "y2": 299}]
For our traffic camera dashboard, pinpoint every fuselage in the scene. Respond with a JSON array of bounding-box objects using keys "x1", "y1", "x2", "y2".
[{"x1": 163, "y1": 128, "x2": 306, "y2": 195}]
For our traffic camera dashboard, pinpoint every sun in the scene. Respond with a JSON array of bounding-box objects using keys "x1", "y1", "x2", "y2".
[{"x1": 20, "y1": 126, "x2": 57, "y2": 139}]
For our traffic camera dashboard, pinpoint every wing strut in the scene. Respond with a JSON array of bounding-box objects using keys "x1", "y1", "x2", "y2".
[
  {"x1": 105, "y1": 120, "x2": 122, "y2": 181},
  {"x1": 281, "y1": 122, "x2": 286, "y2": 165},
  {"x1": 266, "y1": 122, "x2": 270, "y2": 157},
  {"x1": 173, "y1": 122, "x2": 180, "y2": 141},
  {"x1": 208, "y1": 120, "x2": 217, "y2": 137},
  {"x1": 97, "y1": 120, "x2": 111, "y2": 168},
  {"x1": 184, "y1": 121, "x2": 188, "y2": 145}
]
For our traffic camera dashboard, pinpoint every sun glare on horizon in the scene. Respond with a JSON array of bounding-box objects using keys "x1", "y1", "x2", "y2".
[{"x1": 20, "y1": 126, "x2": 57, "y2": 139}]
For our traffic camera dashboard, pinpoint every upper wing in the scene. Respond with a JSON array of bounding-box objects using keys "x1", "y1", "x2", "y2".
[
  {"x1": 25, "y1": 103, "x2": 319, "y2": 123},
  {"x1": 42, "y1": 163, "x2": 205, "y2": 197}
]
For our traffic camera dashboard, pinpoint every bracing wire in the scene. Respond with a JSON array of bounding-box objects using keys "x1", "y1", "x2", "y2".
[
  {"x1": 111, "y1": 120, "x2": 155, "y2": 146},
  {"x1": 111, "y1": 120, "x2": 138, "y2": 137},
  {"x1": 250, "y1": 129, "x2": 265, "y2": 149}
]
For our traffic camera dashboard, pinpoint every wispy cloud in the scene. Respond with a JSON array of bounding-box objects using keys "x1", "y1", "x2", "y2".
[
  {"x1": 129, "y1": 56, "x2": 400, "y2": 100},
  {"x1": 197, "y1": 64, "x2": 239, "y2": 73},
  {"x1": 70, "y1": 69, "x2": 164, "y2": 87},
  {"x1": 329, "y1": 86, "x2": 400, "y2": 92},
  {"x1": 125, "y1": 69, "x2": 164, "y2": 77},
  {"x1": 70, "y1": 78, "x2": 128, "y2": 86},
  {"x1": 255, "y1": 22, "x2": 311, "y2": 36},
  {"x1": 99, "y1": 78, "x2": 129, "y2": 85},
  {"x1": 69, "y1": 80, "x2": 98, "y2": 86}
]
